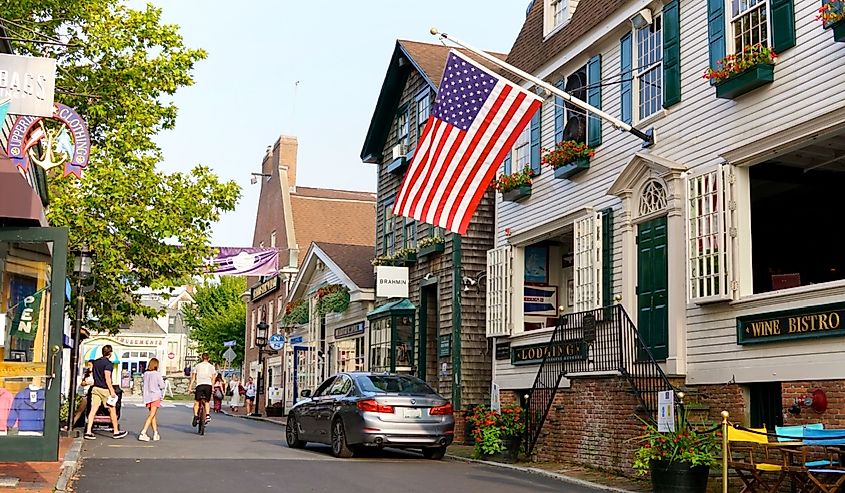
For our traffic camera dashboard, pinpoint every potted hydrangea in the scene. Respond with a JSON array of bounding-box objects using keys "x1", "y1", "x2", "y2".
[
  {"x1": 543, "y1": 140, "x2": 595, "y2": 179},
  {"x1": 703, "y1": 43, "x2": 777, "y2": 99},
  {"x1": 467, "y1": 404, "x2": 526, "y2": 463},
  {"x1": 818, "y1": 0, "x2": 845, "y2": 42},
  {"x1": 492, "y1": 165, "x2": 534, "y2": 202}
]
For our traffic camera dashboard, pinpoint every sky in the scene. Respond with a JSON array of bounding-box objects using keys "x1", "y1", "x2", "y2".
[{"x1": 147, "y1": 1, "x2": 526, "y2": 247}]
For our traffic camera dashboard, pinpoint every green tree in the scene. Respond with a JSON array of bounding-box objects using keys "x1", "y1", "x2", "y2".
[
  {"x1": 182, "y1": 277, "x2": 246, "y2": 366},
  {"x1": 3, "y1": 2, "x2": 240, "y2": 329}
]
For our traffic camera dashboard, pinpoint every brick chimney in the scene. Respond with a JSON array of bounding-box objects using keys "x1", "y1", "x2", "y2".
[{"x1": 278, "y1": 135, "x2": 298, "y2": 188}]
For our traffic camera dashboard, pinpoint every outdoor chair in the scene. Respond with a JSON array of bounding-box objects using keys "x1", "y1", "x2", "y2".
[
  {"x1": 775, "y1": 424, "x2": 824, "y2": 442},
  {"x1": 802, "y1": 428, "x2": 845, "y2": 493},
  {"x1": 727, "y1": 426, "x2": 786, "y2": 493}
]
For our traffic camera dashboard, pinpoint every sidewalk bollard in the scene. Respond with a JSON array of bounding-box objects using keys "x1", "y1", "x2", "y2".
[{"x1": 721, "y1": 410, "x2": 729, "y2": 493}]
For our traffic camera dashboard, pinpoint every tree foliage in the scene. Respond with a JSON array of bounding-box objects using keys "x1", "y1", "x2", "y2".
[
  {"x1": 182, "y1": 277, "x2": 246, "y2": 366},
  {"x1": 3, "y1": 1, "x2": 240, "y2": 330}
]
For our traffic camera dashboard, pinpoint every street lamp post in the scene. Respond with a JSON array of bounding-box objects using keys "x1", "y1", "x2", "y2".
[
  {"x1": 66, "y1": 246, "x2": 93, "y2": 435},
  {"x1": 253, "y1": 320, "x2": 269, "y2": 417}
]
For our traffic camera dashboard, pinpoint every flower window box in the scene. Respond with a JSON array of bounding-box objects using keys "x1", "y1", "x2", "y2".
[
  {"x1": 704, "y1": 44, "x2": 776, "y2": 100},
  {"x1": 502, "y1": 184, "x2": 532, "y2": 202},
  {"x1": 418, "y1": 238, "x2": 445, "y2": 259},
  {"x1": 819, "y1": 1, "x2": 845, "y2": 42},
  {"x1": 714, "y1": 63, "x2": 775, "y2": 99},
  {"x1": 493, "y1": 165, "x2": 534, "y2": 203},
  {"x1": 543, "y1": 140, "x2": 594, "y2": 180},
  {"x1": 832, "y1": 19, "x2": 845, "y2": 41},
  {"x1": 553, "y1": 158, "x2": 591, "y2": 180}
]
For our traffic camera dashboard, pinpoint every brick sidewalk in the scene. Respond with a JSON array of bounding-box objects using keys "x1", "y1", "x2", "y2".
[{"x1": 0, "y1": 437, "x2": 74, "y2": 492}]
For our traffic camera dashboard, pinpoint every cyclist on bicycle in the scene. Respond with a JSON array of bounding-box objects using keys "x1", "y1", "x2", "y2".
[{"x1": 189, "y1": 353, "x2": 216, "y2": 427}]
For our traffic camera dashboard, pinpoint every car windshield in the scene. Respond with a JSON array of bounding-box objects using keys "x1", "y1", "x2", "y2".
[{"x1": 357, "y1": 375, "x2": 435, "y2": 395}]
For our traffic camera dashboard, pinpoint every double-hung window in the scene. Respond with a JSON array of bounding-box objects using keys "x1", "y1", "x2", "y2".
[
  {"x1": 513, "y1": 126, "x2": 530, "y2": 172},
  {"x1": 397, "y1": 106, "x2": 410, "y2": 148},
  {"x1": 635, "y1": 15, "x2": 663, "y2": 121},
  {"x1": 730, "y1": 0, "x2": 769, "y2": 52},
  {"x1": 383, "y1": 200, "x2": 396, "y2": 256},
  {"x1": 404, "y1": 218, "x2": 416, "y2": 249},
  {"x1": 415, "y1": 90, "x2": 431, "y2": 143},
  {"x1": 544, "y1": 0, "x2": 568, "y2": 35}
]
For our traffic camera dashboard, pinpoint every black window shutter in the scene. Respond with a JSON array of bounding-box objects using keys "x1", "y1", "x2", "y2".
[
  {"x1": 554, "y1": 78, "x2": 565, "y2": 143},
  {"x1": 706, "y1": 0, "x2": 726, "y2": 72},
  {"x1": 663, "y1": 0, "x2": 681, "y2": 108},
  {"x1": 529, "y1": 109, "x2": 542, "y2": 175},
  {"x1": 770, "y1": 0, "x2": 796, "y2": 52},
  {"x1": 602, "y1": 208, "x2": 614, "y2": 307},
  {"x1": 587, "y1": 54, "x2": 602, "y2": 148},
  {"x1": 620, "y1": 34, "x2": 633, "y2": 124}
]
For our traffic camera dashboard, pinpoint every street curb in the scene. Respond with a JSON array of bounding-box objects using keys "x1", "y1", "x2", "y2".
[
  {"x1": 55, "y1": 437, "x2": 84, "y2": 492},
  {"x1": 221, "y1": 409, "x2": 286, "y2": 426},
  {"x1": 445, "y1": 454, "x2": 637, "y2": 493}
]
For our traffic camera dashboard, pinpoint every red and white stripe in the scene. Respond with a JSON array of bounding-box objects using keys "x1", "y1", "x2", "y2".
[{"x1": 393, "y1": 71, "x2": 542, "y2": 235}]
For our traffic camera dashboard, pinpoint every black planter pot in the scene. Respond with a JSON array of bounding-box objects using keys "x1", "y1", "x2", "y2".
[
  {"x1": 650, "y1": 460, "x2": 709, "y2": 493},
  {"x1": 485, "y1": 435, "x2": 521, "y2": 463}
]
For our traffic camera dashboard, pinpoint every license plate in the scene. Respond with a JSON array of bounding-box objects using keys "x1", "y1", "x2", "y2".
[{"x1": 403, "y1": 408, "x2": 422, "y2": 419}]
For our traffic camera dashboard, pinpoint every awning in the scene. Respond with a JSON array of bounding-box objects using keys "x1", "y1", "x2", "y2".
[
  {"x1": 82, "y1": 345, "x2": 120, "y2": 364},
  {"x1": 0, "y1": 161, "x2": 47, "y2": 227},
  {"x1": 367, "y1": 299, "x2": 416, "y2": 320}
]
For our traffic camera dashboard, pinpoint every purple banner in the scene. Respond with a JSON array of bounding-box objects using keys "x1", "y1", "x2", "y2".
[{"x1": 207, "y1": 247, "x2": 278, "y2": 276}]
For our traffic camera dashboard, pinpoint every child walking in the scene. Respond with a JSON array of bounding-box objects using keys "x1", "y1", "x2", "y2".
[{"x1": 139, "y1": 358, "x2": 166, "y2": 441}]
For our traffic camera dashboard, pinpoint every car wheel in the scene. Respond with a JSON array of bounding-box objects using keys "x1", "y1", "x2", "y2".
[
  {"x1": 286, "y1": 416, "x2": 306, "y2": 449},
  {"x1": 422, "y1": 446, "x2": 447, "y2": 460},
  {"x1": 330, "y1": 418, "x2": 354, "y2": 458}
]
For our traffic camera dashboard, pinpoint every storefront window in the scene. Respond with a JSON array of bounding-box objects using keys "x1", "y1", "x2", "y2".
[
  {"x1": 368, "y1": 302, "x2": 416, "y2": 374},
  {"x1": 1, "y1": 239, "x2": 55, "y2": 438},
  {"x1": 369, "y1": 318, "x2": 391, "y2": 373}
]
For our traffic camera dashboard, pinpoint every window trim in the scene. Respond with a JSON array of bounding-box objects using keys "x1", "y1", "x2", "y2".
[
  {"x1": 543, "y1": 0, "x2": 569, "y2": 37},
  {"x1": 633, "y1": 13, "x2": 664, "y2": 123},
  {"x1": 727, "y1": 0, "x2": 771, "y2": 55},
  {"x1": 415, "y1": 89, "x2": 431, "y2": 144},
  {"x1": 396, "y1": 104, "x2": 410, "y2": 148},
  {"x1": 382, "y1": 198, "x2": 396, "y2": 256},
  {"x1": 403, "y1": 218, "x2": 417, "y2": 249},
  {"x1": 511, "y1": 125, "x2": 531, "y2": 173}
]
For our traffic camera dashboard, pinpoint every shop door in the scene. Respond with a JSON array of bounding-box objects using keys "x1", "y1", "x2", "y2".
[
  {"x1": 637, "y1": 216, "x2": 669, "y2": 360},
  {"x1": 418, "y1": 284, "x2": 438, "y2": 383},
  {"x1": 292, "y1": 346, "x2": 313, "y2": 404}
]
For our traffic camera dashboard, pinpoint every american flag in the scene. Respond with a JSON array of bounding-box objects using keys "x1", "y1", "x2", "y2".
[{"x1": 393, "y1": 50, "x2": 542, "y2": 234}]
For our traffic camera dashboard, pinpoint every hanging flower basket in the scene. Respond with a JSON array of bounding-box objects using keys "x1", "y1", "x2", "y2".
[
  {"x1": 315, "y1": 284, "x2": 350, "y2": 315},
  {"x1": 282, "y1": 299, "x2": 309, "y2": 325},
  {"x1": 492, "y1": 165, "x2": 534, "y2": 203},
  {"x1": 818, "y1": 1, "x2": 845, "y2": 42},
  {"x1": 703, "y1": 44, "x2": 776, "y2": 99},
  {"x1": 543, "y1": 140, "x2": 594, "y2": 180}
]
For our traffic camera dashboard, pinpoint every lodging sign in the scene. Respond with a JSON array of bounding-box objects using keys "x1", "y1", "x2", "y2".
[
  {"x1": 511, "y1": 340, "x2": 587, "y2": 365},
  {"x1": 0, "y1": 53, "x2": 56, "y2": 117},
  {"x1": 737, "y1": 302, "x2": 845, "y2": 345},
  {"x1": 250, "y1": 275, "x2": 280, "y2": 301}
]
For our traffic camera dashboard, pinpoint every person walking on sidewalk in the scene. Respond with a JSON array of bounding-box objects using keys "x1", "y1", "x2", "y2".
[
  {"x1": 212, "y1": 374, "x2": 225, "y2": 413},
  {"x1": 139, "y1": 358, "x2": 166, "y2": 441},
  {"x1": 228, "y1": 374, "x2": 243, "y2": 412},
  {"x1": 244, "y1": 377, "x2": 256, "y2": 415},
  {"x1": 84, "y1": 345, "x2": 128, "y2": 440}
]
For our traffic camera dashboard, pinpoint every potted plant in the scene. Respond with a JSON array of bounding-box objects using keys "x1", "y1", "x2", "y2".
[
  {"x1": 703, "y1": 43, "x2": 777, "y2": 99},
  {"x1": 632, "y1": 408, "x2": 719, "y2": 493},
  {"x1": 371, "y1": 254, "x2": 396, "y2": 266},
  {"x1": 315, "y1": 284, "x2": 350, "y2": 315},
  {"x1": 282, "y1": 299, "x2": 309, "y2": 325},
  {"x1": 818, "y1": 1, "x2": 845, "y2": 42},
  {"x1": 418, "y1": 235, "x2": 445, "y2": 258},
  {"x1": 265, "y1": 401, "x2": 285, "y2": 417},
  {"x1": 493, "y1": 164, "x2": 534, "y2": 202},
  {"x1": 394, "y1": 247, "x2": 418, "y2": 265},
  {"x1": 467, "y1": 404, "x2": 525, "y2": 463},
  {"x1": 543, "y1": 140, "x2": 595, "y2": 179}
]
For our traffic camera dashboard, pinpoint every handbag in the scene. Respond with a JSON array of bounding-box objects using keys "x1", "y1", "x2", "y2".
[
  {"x1": 226, "y1": 387, "x2": 233, "y2": 397},
  {"x1": 238, "y1": 384, "x2": 246, "y2": 396},
  {"x1": 214, "y1": 388, "x2": 224, "y2": 400}
]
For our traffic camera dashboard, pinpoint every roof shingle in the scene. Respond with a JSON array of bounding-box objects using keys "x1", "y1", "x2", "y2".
[
  {"x1": 290, "y1": 191, "x2": 375, "y2": 251},
  {"x1": 315, "y1": 242, "x2": 375, "y2": 289}
]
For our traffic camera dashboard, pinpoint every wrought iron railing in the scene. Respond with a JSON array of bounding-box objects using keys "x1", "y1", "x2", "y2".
[{"x1": 523, "y1": 303, "x2": 676, "y2": 456}]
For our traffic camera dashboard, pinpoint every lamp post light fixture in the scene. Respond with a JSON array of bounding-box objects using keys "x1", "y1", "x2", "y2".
[
  {"x1": 252, "y1": 320, "x2": 269, "y2": 417},
  {"x1": 66, "y1": 245, "x2": 94, "y2": 435}
]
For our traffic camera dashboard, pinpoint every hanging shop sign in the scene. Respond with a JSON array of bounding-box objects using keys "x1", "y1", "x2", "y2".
[
  {"x1": 250, "y1": 275, "x2": 280, "y2": 301},
  {"x1": 511, "y1": 339, "x2": 587, "y2": 365},
  {"x1": 376, "y1": 266, "x2": 409, "y2": 298},
  {"x1": 0, "y1": 53, "x2": 56, "y2": 117},
  {"x1": 737, "y1": 302, "x2": 845, "y2": 345},
  {"x1": 6, "y1": 103, "x2": 91, "y2": 178},
  {"x1": 9, "y1": 289, "x2": 45, "y2": 341},
  {"x1": 334, "y1": 322, "x2": 365, "y2": 340}
]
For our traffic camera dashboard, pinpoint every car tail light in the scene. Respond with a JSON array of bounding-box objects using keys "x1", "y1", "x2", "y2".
[
  {"x1": 429, "y1": 403, "x2": 453, "y2": 415},
  {"x1": 357, "y1": 399, "x2": 395, "y2": 414}
]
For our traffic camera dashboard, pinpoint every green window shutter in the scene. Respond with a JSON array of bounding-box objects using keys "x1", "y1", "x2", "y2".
[
  {"x1": 602, "y1": 208, "x2": 614, "y2": 307},
  {"x1": 587, "y1": 54, "x2": 602, "y2": 148},
  {"x1": 770, "y1": 0, "x2": 796, "y2": 52},
  {"x1": 662, "y1": 0, "x2": 681, "y2": 108},
  {"x1": 529, "y1": 109, "x2": 542, "y2": 175},
  {"x1": 503, "y1": 153, "x2": 512, "y2": 176},
  {"x1": 554, "y1": 79, "x2": 565, "y2": 143},
  {"x1": 620, "y1": 34, "x2": 633, "y2": 124},
  {"x1": 706, "y1": 0, "x2": 726, "y2": 72}
]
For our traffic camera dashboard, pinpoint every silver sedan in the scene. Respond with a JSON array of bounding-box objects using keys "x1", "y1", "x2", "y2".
[{"x1": 285, "y1": 372, "x2": 455, "y2": 459}]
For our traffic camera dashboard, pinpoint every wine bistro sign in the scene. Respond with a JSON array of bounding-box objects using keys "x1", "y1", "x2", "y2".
[{"x1": 737, "y1": 302, "x2": 845, "y2": 345}]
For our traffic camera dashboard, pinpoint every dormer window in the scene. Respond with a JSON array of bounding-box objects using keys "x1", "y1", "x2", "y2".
[{"x1": 544, "y1": 0, "x2": 569, "y2": 36}]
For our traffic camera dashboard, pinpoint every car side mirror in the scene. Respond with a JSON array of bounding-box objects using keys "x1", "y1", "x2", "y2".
[{"x1": 300, "y1": 389, "x2": 312, "y2": 398}]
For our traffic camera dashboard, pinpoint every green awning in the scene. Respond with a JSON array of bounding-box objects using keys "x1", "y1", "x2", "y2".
[{"x1": 367, "y1": 299, "x2": 416, "y2": 320}]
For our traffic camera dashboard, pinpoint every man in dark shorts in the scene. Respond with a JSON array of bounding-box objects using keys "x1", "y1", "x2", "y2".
[
  {"x1": 84, "y1": 345, "x2": 128, "y2": 439},
  {"x1": 189, "y1": 353, "x2": 215, "y2": 426}
]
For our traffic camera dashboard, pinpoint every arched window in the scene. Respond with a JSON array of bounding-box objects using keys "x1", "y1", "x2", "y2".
[{"x1": 639, "y1": 180, "x2": 667, "y2": 216}]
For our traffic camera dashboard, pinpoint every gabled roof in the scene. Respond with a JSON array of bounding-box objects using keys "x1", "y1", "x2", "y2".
[
  {"x1": 507, "y1": 0, "x2": 627, "y2": 75},
  {"x1": 129, "y1": 316, "x2": 167, "y2": 335},
  {"x1": 360, "y1": 39, "x2": 506, "y2": 163},
  {"x1": 290, "y1": 188, "x2": 375, "y2": 250},
  {"x1": 287, "y1": 241, "x2": 376, "y2": 303}
]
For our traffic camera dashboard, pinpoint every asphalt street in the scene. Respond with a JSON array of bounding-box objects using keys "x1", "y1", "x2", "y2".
[{"x1": 74, "y1": 400, "x2": 605, "y2": 493}]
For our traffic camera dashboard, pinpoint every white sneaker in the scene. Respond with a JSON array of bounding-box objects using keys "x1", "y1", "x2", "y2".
[
  {"x1": 153, "y1": 432, "x2": 160, "y2": 441},
  {"x1": 138, "y1": 433, "x2": 150, "y2": 442}
]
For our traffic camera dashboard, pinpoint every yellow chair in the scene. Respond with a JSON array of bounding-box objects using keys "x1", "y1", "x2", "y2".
[{"x1": 727, "y1": 426, "x2": 786, "y2": 493}]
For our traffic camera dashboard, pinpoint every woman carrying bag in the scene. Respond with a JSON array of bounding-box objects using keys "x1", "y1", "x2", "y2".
[
  {"x1": 228, "y1": 374, "x2": 243, "y2": 412},
  {"x1": 212, "y1": 374, "x2": 225, "y2": 413}
]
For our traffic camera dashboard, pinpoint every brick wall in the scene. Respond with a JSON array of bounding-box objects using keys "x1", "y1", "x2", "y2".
[
  {"x1": 782, "y1": 380, "x2": 845, "y2": 428},
  {"x1": 453, "y1": 410, "x2": 466, "y2": 445}
]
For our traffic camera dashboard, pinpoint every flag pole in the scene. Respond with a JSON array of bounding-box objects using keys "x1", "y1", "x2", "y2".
[{"x1": 431, "y1": 28, "x2": 654, "y2": 147}]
